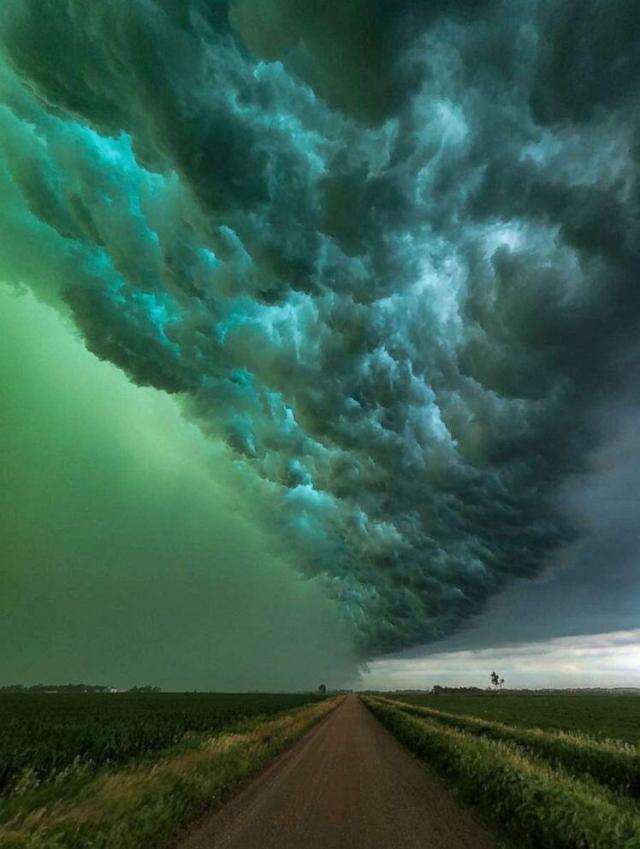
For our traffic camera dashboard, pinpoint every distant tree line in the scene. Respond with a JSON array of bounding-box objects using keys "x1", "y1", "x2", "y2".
[
  {"x1": 0, "y1": 683, "x2": 161, "y2": 693},
  {"x1": 429, "y1": 685, "x2": 640, "y2": 696},
  {"x1": 431, "y1": 685, "x2": 488, "y2": 695}
]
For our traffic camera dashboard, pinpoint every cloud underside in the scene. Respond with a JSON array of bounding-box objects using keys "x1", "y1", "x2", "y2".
[{"x1": 0, "y1": 0, "x2": 639, "y2": 657}]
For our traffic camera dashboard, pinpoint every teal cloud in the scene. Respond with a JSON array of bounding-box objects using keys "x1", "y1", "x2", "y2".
[{"x1": 0, "y1": 1, "x2": 638, "y2": 657}]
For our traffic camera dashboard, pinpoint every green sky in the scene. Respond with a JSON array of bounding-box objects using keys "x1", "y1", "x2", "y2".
[{"x1": 0, "y1": 285, "x2": 357, "y2": 689}]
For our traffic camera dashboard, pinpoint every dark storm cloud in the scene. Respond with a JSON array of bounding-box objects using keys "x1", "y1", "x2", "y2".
[
  {"x1": 228, "y1": 0, "x2": 490, "y2": 124},
  {"x1": 531, "y1": 0, "x2": 640, "y2": 125},
  {"x1": 0, "y1": 0, "x2": 639, "y2": 655},
  {"x1": 389, "y1": 398, "x2": 640, "y2": 659}
]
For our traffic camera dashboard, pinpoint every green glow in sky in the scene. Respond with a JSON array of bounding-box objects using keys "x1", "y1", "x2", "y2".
[{"x1": 0, "y1": 286, "x2": 357, "y2": 689}]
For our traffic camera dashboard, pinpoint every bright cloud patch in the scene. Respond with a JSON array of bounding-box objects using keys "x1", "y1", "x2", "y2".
[{"x1": 364, "y1": 631, "x2": 640, "y2": 690}]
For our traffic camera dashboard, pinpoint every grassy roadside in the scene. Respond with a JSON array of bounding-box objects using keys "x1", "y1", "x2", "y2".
[
  {"x1": 0, "y1": 697, "x2": 339, "y2": 849},
  {"x1": 0, "y1": 693, "x2": 329, "y2": 796},
  {"x1": 364, "y1": 696, "x2": 640, "y2": 849},
  {"x1": 384, "y1": 696, "x2": 640, "y2": 796}
]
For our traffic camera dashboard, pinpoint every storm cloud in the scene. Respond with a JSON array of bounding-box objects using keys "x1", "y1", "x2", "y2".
[{"x1": 0, "y1": 1, "x2": 638, "y2": 658}]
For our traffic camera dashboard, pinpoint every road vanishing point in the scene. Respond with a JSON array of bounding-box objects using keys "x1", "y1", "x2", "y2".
[{"x1": 179, "y1": 695, "x2": 494, "y2": 849}]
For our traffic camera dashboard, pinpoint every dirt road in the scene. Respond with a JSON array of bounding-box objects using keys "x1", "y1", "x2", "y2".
[{"x1": 178, "y1": 695, "x2": 494, "y2": 849}]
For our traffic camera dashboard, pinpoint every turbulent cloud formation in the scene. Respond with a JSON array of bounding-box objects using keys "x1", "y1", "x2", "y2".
[{"x1": 0, "y1": 1, "x2": 638, "y2": 656}]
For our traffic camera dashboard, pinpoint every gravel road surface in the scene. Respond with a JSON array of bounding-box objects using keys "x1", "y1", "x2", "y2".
[{"x1": 178, "y1": 695, "x2": 494, "y2": 849}]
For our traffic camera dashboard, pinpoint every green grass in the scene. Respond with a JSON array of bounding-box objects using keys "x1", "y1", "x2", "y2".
[
  {"x1": 0, "y1": 691, "x2": 324, "y2": 796},
  {"x1": 364, "y1": 697, "x2": 640, "y2": 849},
  {"x1": 386, "y1": 697, "x2": 640, "y2": 797},
  {"x1": 0, "y1": 697, "x2": 338, "y2": 849},
  {"x1": 393, "y1": 692, "x2": 640, "y2": 743}
]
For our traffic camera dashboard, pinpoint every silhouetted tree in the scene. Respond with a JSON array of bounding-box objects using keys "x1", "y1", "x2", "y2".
[{"x1": 318, "y1": 684, "x2": 327, "y2": 695}]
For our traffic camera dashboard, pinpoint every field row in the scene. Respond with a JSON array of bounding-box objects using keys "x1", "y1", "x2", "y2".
[
  {"x1": 0, "y1": 692, "x2": 324, "y2": 796},
  {"x1": 365, "y1": 696, "x2": 640, "y2": 849},
  {"x1": 385, "y1": 697, "x2": 640, "y2": 797},
  {"x1": 393, "y1": 691, "x2": 640, "y2": 743}
]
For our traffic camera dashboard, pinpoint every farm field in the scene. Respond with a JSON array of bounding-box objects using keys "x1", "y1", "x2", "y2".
[
  {"x1": 3, "y1": 689, "x2": 640, "y2": 849},
  {"x1": 393, "y1": 692, "x2": 640, "y2": 743},
  {"x1": 365, "y1": 695, "x2": 640, "y2": 849},
  {"x1": 0, "y1": 691, "x2": 325, "y2": 796},
  {"x1": 0, "y1": 692, "x2": 334, "y2": 849}
]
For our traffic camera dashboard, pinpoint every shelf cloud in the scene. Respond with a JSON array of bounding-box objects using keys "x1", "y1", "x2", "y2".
[{"x1": 1, "y1": 0, "x2": 639, "y2": 661}]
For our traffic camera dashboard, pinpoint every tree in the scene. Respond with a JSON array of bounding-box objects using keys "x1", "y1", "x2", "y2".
[
  {"x1": 490, "y1": 671, "x2": 500, "y2": 689},
  {"x1": 318, "y1": 684, "x2": 327, "y2": 695}
]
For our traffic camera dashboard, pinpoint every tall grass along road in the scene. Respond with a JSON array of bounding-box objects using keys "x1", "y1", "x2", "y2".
[
  {"x1": 383, "y1": 696, "x2": 640, "y2": 797},
  {"x1": 366, "y1": 696, "x2": 640, "y2": 849},
  {"x1": 0, "y1": 695, "x2": 336, "y2": 849},
  {"x1": 0, "y1": 692, "x2": 329, "y2": 798},
  {"x1": 179, "y1": 694, "x2": 494, "y2": 849}
]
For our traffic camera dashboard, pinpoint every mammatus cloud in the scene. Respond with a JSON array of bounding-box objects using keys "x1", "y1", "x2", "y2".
[{"x1": 0, "y1": 1, "x2": 638, "y2": 657}]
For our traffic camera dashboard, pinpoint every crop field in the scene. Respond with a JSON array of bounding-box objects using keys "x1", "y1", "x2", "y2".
[
  {"x1": 393, "y1": 692, "x2": 640, "y2": 743},
  {"x1": 0, "y1": 691, "x2": 324, "y2": 797},
  {"x1": 365, "y1": 695, "x2": 640, "y2": 849},
  {"x1": 0, "y1": 693, "x2": 336, "y2": 849}
]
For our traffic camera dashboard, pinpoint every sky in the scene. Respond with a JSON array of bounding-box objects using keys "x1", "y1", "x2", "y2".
[
  {"x1": 0, "y1": 1, "x2": 639, "y2": 690},
  {"x1": 364, "y1": 630, "x2": 640, "y2": 691}
]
